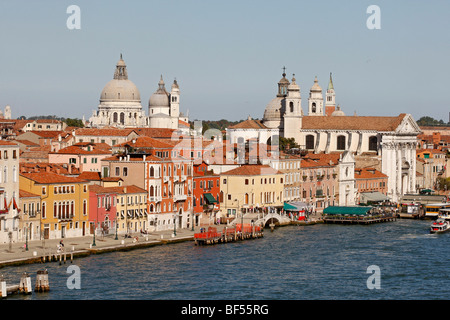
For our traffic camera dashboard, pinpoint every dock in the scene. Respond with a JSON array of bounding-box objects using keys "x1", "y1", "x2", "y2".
[
  {"x1": 194, "y1": 224, "x2": 263, "y2": 246},
  {"x1": 323, "y1": 214, "x2": 396, "y2": 224}
]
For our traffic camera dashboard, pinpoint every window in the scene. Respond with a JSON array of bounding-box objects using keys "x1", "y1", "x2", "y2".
[
  {"x1": 337, "y1": 135, "x2": 346, "y2": 150},
  {"x1": 223, "y1": 178, "x2": 227, "y2": 185},
  {"x1": 306, "y1": 135, "x2": 315, "y2": 150},
  {"x1": 369, "y1": 136, "x2": 378, "y2": 151},
  {"x1": 312, "y1": 102, "x2": 316, "y2": 113},
  {"x1": 42, "y1": 187, "x2": 46, "y2": 195},
  {"x1": 227, "y1": 194, "x2": 231, "y2": 200},
  {"x1": 123, "y1": 167, "x2": 128, "y2": 176},
  {"x1": 245, "y1": 179, "x2": 249, "y2": 185},
  {"x1": 115, "y1": 167, "x2": 120, "y2": 176}
]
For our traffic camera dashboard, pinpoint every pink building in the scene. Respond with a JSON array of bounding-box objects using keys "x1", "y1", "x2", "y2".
[
  {"x1": 49, "y1": 142, "x2": 112, "y2": 172},
  {"x1": 88, "y1": 184, "x2": 117, "y2": 236}
]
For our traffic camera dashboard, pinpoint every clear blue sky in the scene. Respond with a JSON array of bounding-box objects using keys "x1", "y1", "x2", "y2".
[{"x1": 0, "y1": 0, "x2": 449, "y2": 122}]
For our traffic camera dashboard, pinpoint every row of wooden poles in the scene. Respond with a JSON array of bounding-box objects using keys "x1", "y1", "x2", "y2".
[
  {"x1": 0, "y1": 270, "x2": 50, "y2": 298},
  {"x1": 41, "y1": 250, "x2": 74, "y2": 265}
]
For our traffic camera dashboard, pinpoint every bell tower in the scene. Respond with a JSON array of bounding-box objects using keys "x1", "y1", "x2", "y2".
[
  {"x1": 308, "y1": 76, "x2": 324, "y2": 116},
  {"x1": 325, "y1": 73, "x2": 336, "y2": 116}
]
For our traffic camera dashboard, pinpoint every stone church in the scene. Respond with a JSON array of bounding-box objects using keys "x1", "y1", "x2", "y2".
[
  {"x1": 227, "y1": 69, "x2": 422, "y2": 202},
  {"x1": 89, "y1": 55, "x2": 188, "y2": 129}
]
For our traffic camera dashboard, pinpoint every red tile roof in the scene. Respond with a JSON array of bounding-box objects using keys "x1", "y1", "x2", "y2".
[
  {"x1": 302, "y1": 114, "x2": 407, "y2": 131},
  {"x1": 354, "y1": 168, "x2": 388, "y2": 179},
  {"x1": 20, "y1": 172, "x2": 86, "y2": 184},
  {"x1": 222, "y1": 165, "x2": 281, "y2": 176}
]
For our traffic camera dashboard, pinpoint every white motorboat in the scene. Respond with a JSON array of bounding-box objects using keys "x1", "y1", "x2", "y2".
[{"x1": 430, "y1": 218, "x2": 450, "y2": 234}]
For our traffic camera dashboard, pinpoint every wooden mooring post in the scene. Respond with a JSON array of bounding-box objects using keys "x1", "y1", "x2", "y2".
[
  {"x1": 35, "y1": 269, "x2": 50, "y2": 292},
  {"x1": 19, "y1": 272, "x2": 32, "y2": 294}
]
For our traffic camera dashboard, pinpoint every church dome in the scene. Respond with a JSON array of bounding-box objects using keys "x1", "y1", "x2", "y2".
[
  {"x1": 100, "y1": 55, "x2": 141, "y2": 103},
  {"x1": 331, "y1": 105, "x2": 345, "y2": 116},
  {"x1": 149, "y1": 75, "x2": 170, "y2": 108},
  {"x1": 263, "y1": 97, "x2": 284, "y2": 121}
]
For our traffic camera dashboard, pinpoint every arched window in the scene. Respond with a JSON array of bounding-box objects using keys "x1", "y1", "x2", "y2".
[
  {"x1": 113, "y1": 112, "x2": 118, "y2": 123},
  {"x1": 312, "y1": 102, "x2": 316, "y2": 113},
  {"x1": 120, "y1": 112, "x2": 125, "y2": 124},
  {"x1": 150, "y1": 186, "x2": 154, "y2": 197},
  {"x1": 150, "y1": 166, "x2": 155, "y2": 177},
  {"x1": 289, "y1": 101, "x2": 294, "y2": 113},
  {"x1": 369, "y1": 136, "x2": 378, "y2": 151},
  {"x1": 306, "y1": 135, "x2": 315, "y2": 150},
  {"x1": 337, "y1": 135, "x2": 346, "y2": 150}
]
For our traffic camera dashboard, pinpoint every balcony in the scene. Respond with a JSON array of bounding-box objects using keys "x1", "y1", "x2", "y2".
[
  {"x1": 163, "y1": 175, "x2": 169, "y2": 183},
  {"x1": 149, "y1": 196, "x2": 162, "y2": 203},
  {"x1": 174, "y1": 194, "x2": 187, "y2": 202},
  {"x1": 173, "y1": 176, "x2": 179, "y2": 182},
  {"x1": 58, "y1": 213, "x2": 74, "y2": 221}
]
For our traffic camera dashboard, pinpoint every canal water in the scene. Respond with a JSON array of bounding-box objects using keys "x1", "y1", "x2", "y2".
[{"x1": 2, "y1": 219, "x2": 449, "y2": 300}]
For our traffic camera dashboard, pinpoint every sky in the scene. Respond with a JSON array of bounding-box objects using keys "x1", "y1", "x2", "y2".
[{"x1": 0, "y1": 0, "x2": 449, "y2": 122}]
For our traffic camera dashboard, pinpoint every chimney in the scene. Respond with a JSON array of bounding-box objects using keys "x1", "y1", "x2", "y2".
[
  {"x1": 46, "y1": 166, "x2": 50, "y2": 173},
  {"x1": 68, "y1": 164, "x2": 72, "y2": 174}
]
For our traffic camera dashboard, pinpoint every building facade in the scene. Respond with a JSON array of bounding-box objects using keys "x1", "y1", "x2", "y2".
[
  {"x1": 88, "y1": 55, "x2": 188, "y2": 130},
  {"x1": 0, "y1": 141, "x2": 20, "y2": 243},
  {"x1": 19, "y1": 172, "x2": 90, "y2": 239}
]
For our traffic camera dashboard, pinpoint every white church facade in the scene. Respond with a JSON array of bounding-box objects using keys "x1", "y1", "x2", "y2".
[
  {"x1": 89, "y1": 55, "x2": 188, "y2": 130},
  {"x1": 227, "y1": 69, "x2": 421, "y2": 202}
]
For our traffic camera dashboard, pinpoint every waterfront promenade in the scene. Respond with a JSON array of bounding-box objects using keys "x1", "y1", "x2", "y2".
[{"x1": 0, "y1": 228, "x2": 198, "y2": 268}]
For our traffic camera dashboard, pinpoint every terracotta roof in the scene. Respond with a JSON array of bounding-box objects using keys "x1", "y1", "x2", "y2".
[
  {"x1": 19, "y1": 189, "x2": 40, "y2": 198},
  {"x1": 0, "y1": 140, "x2": 18, "y2": 146},
  {"x1": 133, "y1": 127, "x2": 177, "y2": 139},
  {"x1": 78, "y1": 171, "x2": 102, "y2": 181},
  {"x1": 14, "y1": 139, "x2": 38, "y2": 146},
  {"x1": 114, "y1": 136, "x2": 174, "y2": 149},
  {"x1": 103, "y1": 185, "x2": 147, "y2": 194},
  {"x1": 28, "y1": 131, "x2": 63, "y2": 138},
  {"x1": 75, "y1": 128, "x2": 136, "y2": 137},
  {"x1": 302, "y1": 114, "x2": 407, "y2": 131},
  {"x1": 228, "y1": 119, "x2": 268, "y2": 130},
  {"x1": 354, "y1": 168, "x2": 388, "y2": 179},
  {"x1": 300, "y1": 158, "x2": 335, "y2": 168},
  {"x1": 222, "y1": 165, "x2": 281, "y2": 176},
  {"x1": 50, "y1": 145, "x2": 111, "y2": 155},
  {"x1": 20, "y1": 172, "x2": 86, "y2": 184}
]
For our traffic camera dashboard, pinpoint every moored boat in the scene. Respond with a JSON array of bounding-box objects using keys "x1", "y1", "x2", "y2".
[{"x1": 430, "y1": 218, "x2": 450, "y2": 234}]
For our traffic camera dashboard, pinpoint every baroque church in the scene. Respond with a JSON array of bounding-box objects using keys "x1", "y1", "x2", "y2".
[
  {"x1": 227, "y1": 68, "x2": 422, "y2": 202},
  {"x1": 89, "y1": 55, "x2": 188, "y2": 129}
]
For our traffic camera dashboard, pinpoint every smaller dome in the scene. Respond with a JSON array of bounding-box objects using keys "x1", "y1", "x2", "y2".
[
  {"x1": 331, "y1": 105, "x2": 345, "y2": 116},
  {"x1": 263, "y1": 97, "x2": 284, "y2": 121},
  {"x1": 149, "y1": 75, "x2": 170, "y2": 108}
]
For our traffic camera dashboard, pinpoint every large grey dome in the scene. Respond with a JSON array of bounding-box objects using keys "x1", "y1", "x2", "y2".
[{"x1": 100, "y1": 55, "x2": 141, "y2": 103}]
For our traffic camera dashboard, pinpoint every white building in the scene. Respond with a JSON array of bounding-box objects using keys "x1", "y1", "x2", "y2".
[
  {"x1": 0, "y1": 141, "x2": 20, "y2": 243},
  {"x1": 89, "y1": 55, "x2": 188, "y2": 130},
  {"x1": 227, "y1": 69, "x2": 421, "y2": 202}
]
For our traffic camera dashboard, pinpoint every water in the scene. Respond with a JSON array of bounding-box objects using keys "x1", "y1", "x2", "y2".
[{"x1": 2, "y1": 219, "x2": 449, "y2": 300}]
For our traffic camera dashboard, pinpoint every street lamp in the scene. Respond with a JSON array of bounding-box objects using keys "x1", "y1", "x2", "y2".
[
  {"x1": 25, "y1": 224, "x2": 29, "y2": 251},
  {"x1": 114, "y1": 217, "x2": 118, "y2": 240},
  {"x1": 92, "y1": 220, "x2": 96, "y2": 246},
  {"x1": 173, "y1": 209, "x2": 178, "y2": 237}
]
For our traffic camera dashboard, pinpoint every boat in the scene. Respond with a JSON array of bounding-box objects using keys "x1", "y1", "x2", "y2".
[
  {"x1": 430, "y1": 218, "x2": 450, "y2": 234},
  {"x1": 424, "y1": 203, "x2": 450, "y2": 219},
  {"x1": 438, "y1": 208, "x2": 450, "y2": 222}
]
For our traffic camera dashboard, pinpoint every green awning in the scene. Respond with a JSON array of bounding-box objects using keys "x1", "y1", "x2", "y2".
[
  {"x1": 204, "y1": 193, "x2": 218, "y2": 204},
  {"x1": 284, "y1": 202, "x2": 298, "y2": 210},
  {"x1": 323, "y1": 206, "x2": 372, "y2": 216}
]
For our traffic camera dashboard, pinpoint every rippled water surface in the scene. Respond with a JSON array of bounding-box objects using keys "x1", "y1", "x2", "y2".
[{"x1": 2, "y1": 219, "x2": 449, "y2": 300}]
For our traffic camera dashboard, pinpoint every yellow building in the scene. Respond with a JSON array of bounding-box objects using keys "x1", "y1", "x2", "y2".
[
  {"x1": 19, "y1": 189, "x2": 42, "y2": 242},
  {"x1": 19, "y1": 172, "x2": 90, "y2": 239},
  {"x1": 112, "y1": 185, "x2": 148, "y2": 235},
  {"x1": 219, "y1": 165, "x2": 284, "y2": 220}
]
